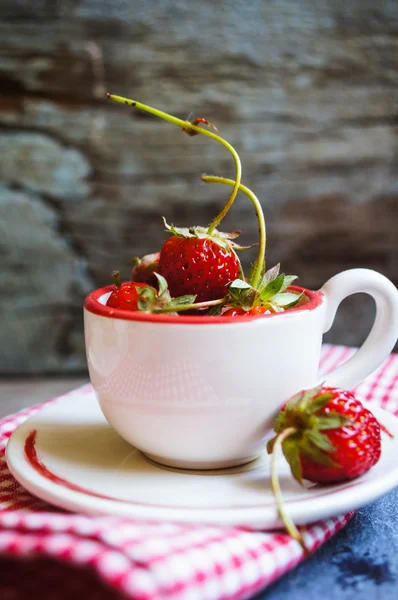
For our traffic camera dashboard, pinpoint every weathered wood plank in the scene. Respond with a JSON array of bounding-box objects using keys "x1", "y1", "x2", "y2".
[{"x1": 0, "y1": 0, "x2": 397, "y2": 372}]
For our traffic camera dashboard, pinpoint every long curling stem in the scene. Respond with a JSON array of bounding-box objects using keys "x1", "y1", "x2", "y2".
[
  {"x1": 271, "y1": 427, "x2": 310, "y2": 556},
  {"x1": 106, "y1": 94, "x2": 241, "y2": 235},
  {"x1": 202, "y1": 176, "x2": 266, "y2": 288}
]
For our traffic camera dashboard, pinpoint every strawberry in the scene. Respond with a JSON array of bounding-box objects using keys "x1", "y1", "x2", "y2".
[
  {"x1": 157, "y1": 220, "x2": 245, "y2": 303},
  {"x1": 223, "y1": 306, "x2": 270, "y2": 317},
  {"x1": 267, "y1": 385, "x2": 382, "y2": 552},
  {"x1": 267, "y1": 385, "x2": 381, "y2": 484},
  {"x1": 106, "y1": 271, "x2": 196, "y2": 314},
  {"x1": 107, "y1": 280, "x2": 157, "y2": 312},
  {"x1": 106, "y1": 96, "x2": 300, "y2": 315},
  {"x1": 132, "y1": 252, "x2": 160, "y2": 287},
  {"x1": 219, "y1": 264, "x2": 302, "y2": 316},
  {"x1": 106, "y1": 95, "x2": 276, "y2": 306}
]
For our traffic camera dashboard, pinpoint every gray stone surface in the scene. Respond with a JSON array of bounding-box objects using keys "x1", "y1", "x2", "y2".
[
  {"x1": 0, "y1": 187, "x2": 93, "y2": 372},
  {"x1": 0, "y1": 0, "x2": 397, "y2": 373}
]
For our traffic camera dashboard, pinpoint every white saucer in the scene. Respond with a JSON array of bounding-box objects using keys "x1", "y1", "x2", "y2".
[{"x1": 6, "y1": 388, "x2": 398, "y2": 529}]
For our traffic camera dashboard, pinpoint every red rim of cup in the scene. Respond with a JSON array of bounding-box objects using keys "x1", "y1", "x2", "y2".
[{"x1": 84, "y1": 284, "x2": 324, "y2": 324}]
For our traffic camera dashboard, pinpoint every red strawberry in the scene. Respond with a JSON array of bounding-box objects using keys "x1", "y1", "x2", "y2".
[
  {"x1": 106, "y1": 271, "x2": 197, "y2": 314},
  {"x1": 132, "y1": 252, "x2": 160, "y2": 287},
  {"x1": 107, "y1": 281, "x2": 156, "y2": 311},
  {"x1": 268, "y1": 385, "x2": 381, "y2": 484},
  {"x1": 223, "y1": 306, "x2": 270, "y2": 317},
  {"x1": 157, "y1": 220, "x2": 244, "y2": 303},
  {"x1": 220, "y1": 264, "x2": 302, "y2": 316},
  {"x1": 267, "y1": 385, "x2": 382, "y2": 553},
  {"x1": 299, "y1": 388, "x2": 381, "y2": 483}
]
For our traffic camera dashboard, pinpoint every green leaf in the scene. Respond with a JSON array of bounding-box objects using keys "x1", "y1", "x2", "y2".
[
  {"x1": 282, "y1": 438, "x2": 303, "y2": 484},
  {"x1": 273, "y1": 412, "x2": 288, "y2": 434},
  {"x1": 226, "y1": 280, "x2": 257, "y2": 310},
  {"x1": 206, "y1": 304, "x2": 224, "y2": 316},
  {"x1": 308, "y1": 392, "x2": 334, "y2": 414},
  {"x1": 267, "y1": 302, "x2": 284, "y2": 313},
  {"x1": 137, "y1": 286, "x2": 157, "y2": 312},
  {"x1": 137, "y1": 298, "x2": 150, "y2": 312},
  {"x1": 229, "y1": 242, "x2": 257, "y2": 251},
  {"x1": 169, "y1": 295, "x2": 197, "y2": 307},
  {"x1": 162, "y1": 217, "x2": 192, "y2": 238},
  {"x1": 296, "y1": 384, "x2": 324, "y2": 412},
  {"x1": 154, "y1": 273, "x2": 169, "y2": 297},
  {"x1": 135, "y1": 286, "x2": 156, "y2": 304},
  {"x1": 226, "y1": 279, "x2": 254, "y2": 305},
  {"x1": 296, "y1": 390, "x2": 313, "y2": 412},
  {"x1": 194, "y1": 225, "x2": 213, "y2": 240},
  {"x1": 163, "y1": 219, "x2": 248, "y2": 252},
  {"x1": 228, "y1": 279, "x2": 252, "y2": 290},
  {"x1": 223, "y1": 230, "x2": 242, "y2": 240},
  {"x1": 259, "y1": 274, "x2": 285, "y2": 301},
  {"x1": 272, "y1": 292, "x2": 303, "y2": 308},
  {"x1": 306, "y1": 430, "x2": 336, "y2": 453},
  {"x1": 228, "y1": 288, "x2": 242, "y2": 301},
  {"x1": 317, "y1": 414, "x2": 351, "y2": 430},
  {"x1": 284, "y1": 392, "x2": 305, "y2": 417},
  {"x1": 279, "y1": 275, "x2": 298, "y2": 293},
  {"x1": 226, "y1": 284, "x2": 244, "y2": 302},
  {"x1": 259, "y1": 264, "x2": 280, "y2": 290},
  {"x1": 299, "y1": 438, "x2": 338, "y2": 467},
  {"x1": 239, "y1": 289, "x2": 258, "y2": 311},
  {"x1": 203, "y1": 229, "x2": 244, "y2": 252}
]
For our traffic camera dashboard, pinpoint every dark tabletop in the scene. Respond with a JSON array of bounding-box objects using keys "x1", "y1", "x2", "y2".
[{"x1": 256, "y1": 487, "x2": 398, "y2": 599}]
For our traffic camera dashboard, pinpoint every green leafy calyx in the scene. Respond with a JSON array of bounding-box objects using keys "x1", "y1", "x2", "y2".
[
  {"x1": 266, "y1": 385, "x2": 351, "y2": 484},
  {"x1": 163, "y1": 218, "x2": 253, "y2": 252},
  {"x1": 226, "y1": 264, "x2": 302, "y2": 313},
  {"x1": 136, "y1": 273, "x2": 196, "y2": 313}
]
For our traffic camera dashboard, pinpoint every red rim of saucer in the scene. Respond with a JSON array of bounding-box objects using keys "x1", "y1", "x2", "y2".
[{"x1": 84, "y1": 284, "x2": 324, "y2": 324}]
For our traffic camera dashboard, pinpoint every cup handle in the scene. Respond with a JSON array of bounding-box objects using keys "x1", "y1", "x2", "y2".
[{"x1": 320, "y1": 268, "x2": 398, "y2": 389}]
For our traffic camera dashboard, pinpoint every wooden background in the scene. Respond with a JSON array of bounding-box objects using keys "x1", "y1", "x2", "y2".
[{"x1": 0, "y1": 0, "x2": 397, "y2": 373}]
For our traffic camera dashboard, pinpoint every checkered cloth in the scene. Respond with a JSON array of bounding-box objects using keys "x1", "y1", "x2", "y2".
[{"x1": 0, "y1": 345, "x2": 397, "y2": 600}]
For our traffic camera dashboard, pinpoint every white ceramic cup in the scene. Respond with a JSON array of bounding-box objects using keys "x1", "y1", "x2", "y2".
[{"x1": 84, "y1": 268, "x2": 398, "y2": 469}]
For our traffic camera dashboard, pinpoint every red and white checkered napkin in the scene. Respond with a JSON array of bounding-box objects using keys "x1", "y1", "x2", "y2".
[{"x1": 1, "y1": 345, "x2": 397, "y2": 600}]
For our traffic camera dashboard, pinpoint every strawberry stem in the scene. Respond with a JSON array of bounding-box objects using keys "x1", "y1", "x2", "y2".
[
  {"x1": 202, "y1": 176, "x2": 266, "y2": 288},
  {"x1": 154, "y1": 297, "x2": 225, "y2": 314},
  {"x1": 271, "y1": 426, "x2": 311, "y2": 556},
  {"x1": 106, "y1": 94, "x2": 241, "y2": 234},
  {"x1": 112, "y1": 270, "x2": 121, "y2": 287}
]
